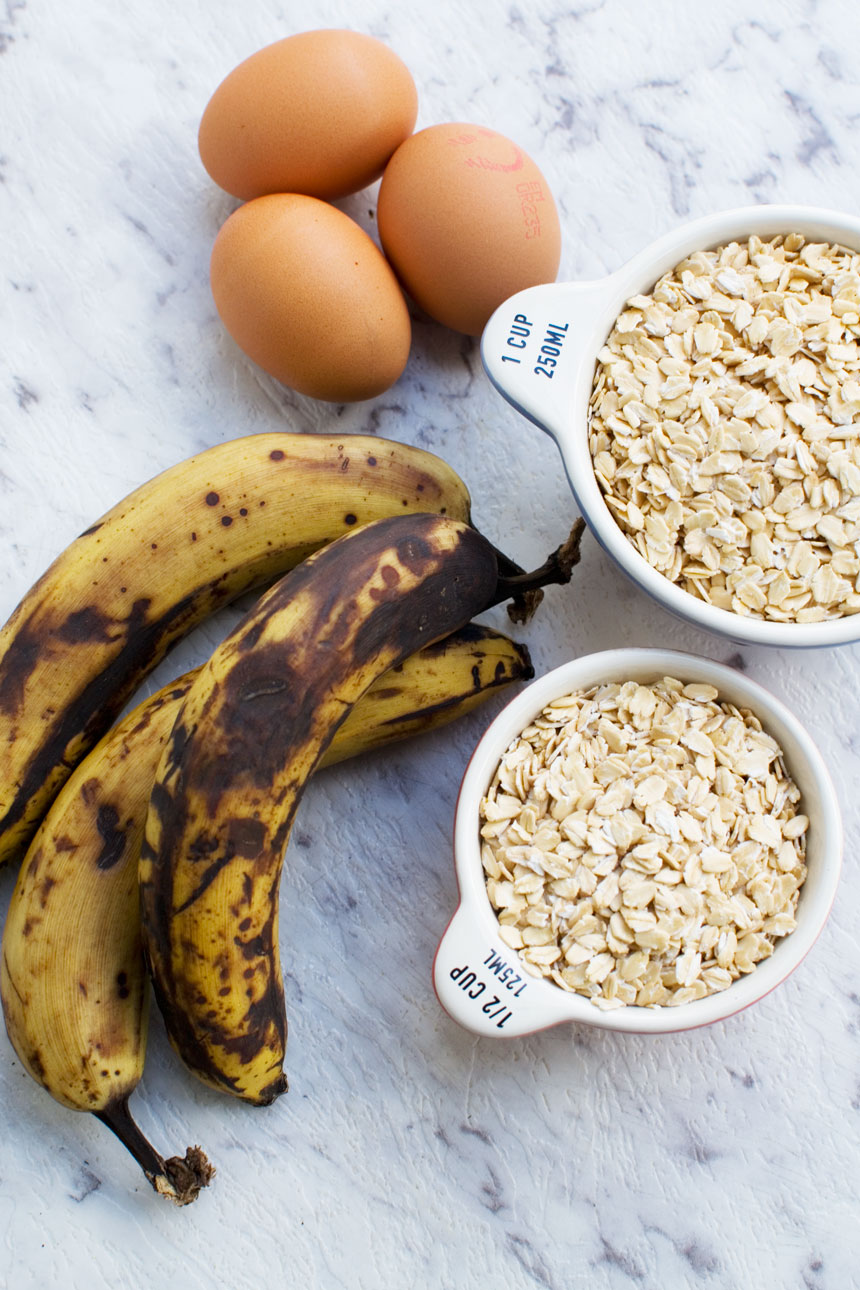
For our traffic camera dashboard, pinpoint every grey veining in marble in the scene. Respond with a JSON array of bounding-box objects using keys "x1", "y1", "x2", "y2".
[{"x1": 1, "y1": 1, "x2": 859, "y2": 1287}]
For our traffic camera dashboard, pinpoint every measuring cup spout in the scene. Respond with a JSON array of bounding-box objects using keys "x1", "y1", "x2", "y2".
[{"x1": 480, "y1": 278, "x2": 611, "y2": 443}]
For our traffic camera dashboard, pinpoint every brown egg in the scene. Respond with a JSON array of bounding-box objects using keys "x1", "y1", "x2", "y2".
[
  {"x1": 209, "y1": 193, "x2": 412, "y2": 402},
  {"x1": 198, "y1": 30, "x2": 418, "y2": 201},
  {"x1": 377, "y1": 123, "x2": 561, "y2": 336}
]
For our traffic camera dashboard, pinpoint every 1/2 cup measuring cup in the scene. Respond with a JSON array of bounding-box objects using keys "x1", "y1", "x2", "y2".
[
  {"x1": 480, "y1": 203, "x2": 860, "y2": 649},
  {"x1": 432, "y1": 648, "x2": 842, "y2": 1038}
]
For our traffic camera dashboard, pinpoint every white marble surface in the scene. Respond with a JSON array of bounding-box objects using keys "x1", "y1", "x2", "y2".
[{"x1": 1, "y1": 0, "x2": 859, "y2": 1286}]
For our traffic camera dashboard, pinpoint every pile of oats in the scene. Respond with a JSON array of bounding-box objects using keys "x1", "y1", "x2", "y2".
[
  {"x1": 588, "y1": 233, "x2": 860, "y2": 622},
  {"x1": 479, "y1": 678, "x2": 808, "y2": 1009}
]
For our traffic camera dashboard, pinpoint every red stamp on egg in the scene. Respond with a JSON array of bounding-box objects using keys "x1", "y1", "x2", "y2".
[{"x1": 517, "y1": 179, "x2": 545, "y2": 238}]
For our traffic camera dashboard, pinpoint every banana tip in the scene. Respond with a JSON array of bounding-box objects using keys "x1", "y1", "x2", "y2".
[
  {"x1": 96, "y1": 1098, "x2": 215, "y2": 1207},
  {"x1": 153, "y1": 1146, "x2": 216, "y2": 1206}
]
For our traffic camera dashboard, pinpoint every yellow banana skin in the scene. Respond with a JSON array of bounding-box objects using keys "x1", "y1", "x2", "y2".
[
  {"x1": 320, "y1": 622, "x2": 533, "y2": 765},
  {"x1": 0, "y1": 432, "x2": 471, "y2": 871},
  {"x1": 1, "y1": 623, "x2": 530, "y2": 1197},
  {"x1": 140, "y1": 514, "x2": 507, "y2": 1105},
  {"x1": 0, "y1": 682, "x2": 184, "y2": 1113}
]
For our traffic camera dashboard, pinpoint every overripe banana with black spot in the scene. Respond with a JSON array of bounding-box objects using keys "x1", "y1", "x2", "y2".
[
  {"x1": 139, "y1": 512, "x2": 579, "y2": 1105},
  {"x1": 1, "y1": 623, "x2": 531, "y2": 1200},
  {"x1": 0, "y1": 680, "x2": 215, "y2": 1206},
  {"x1": 0, "y1": 432, "x2": 472, "y2": 871}
]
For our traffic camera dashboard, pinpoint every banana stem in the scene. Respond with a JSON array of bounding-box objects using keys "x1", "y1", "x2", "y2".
[
  {"x1": 95, "y1": 1098, "x2": 215, "y2": 1206},
  {"x1": 491, "y1": 517, "x2": 586, "y2": 624}
]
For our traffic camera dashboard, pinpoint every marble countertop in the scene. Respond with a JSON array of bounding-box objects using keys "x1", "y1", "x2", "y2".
[{"x1": 1, "y1": 0, "x2": 858, "y2": 1286}]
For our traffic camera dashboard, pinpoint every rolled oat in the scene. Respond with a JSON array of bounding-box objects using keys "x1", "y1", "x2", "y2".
[
  {"x1": 588, "y1": 234, "x2": 860, "y2": 621},
  {"x1": 479, "y1": 677, "x2": 808, "y2": 1009}
]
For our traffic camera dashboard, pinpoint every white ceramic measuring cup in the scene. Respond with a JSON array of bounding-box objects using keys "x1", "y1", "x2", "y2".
[
  {"x1": 480, "y1": 204, "x2": 860, "y2": 648},
  {"x1": 433, "y1": 648, "x2": 842, "y2": 1037}
]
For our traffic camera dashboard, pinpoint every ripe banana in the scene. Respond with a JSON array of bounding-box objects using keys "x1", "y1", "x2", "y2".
[
  {"x1": 140, "y1": 513, "x2": 575, "y2": 1105},
  {"x1": 0, "y1": 677, "x2": 215, "y2": 1205},
  {"x1": 0, "y1": 432, "x2": 471, "y2": 871},
  {"x1": 1, "y1": 623, "x2": 530, "y2": 1199}
]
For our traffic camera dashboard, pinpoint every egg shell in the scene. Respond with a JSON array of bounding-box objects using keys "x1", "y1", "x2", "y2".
[
  {"x1": 377, "y1": 123, "x2": 562, "y2": 336},
  {"x1": 209, "y1": 193, "x2": 412, "y2": 403},
  {"x1": 198, "y1": 30, "x2": 418, "y2": 202}
]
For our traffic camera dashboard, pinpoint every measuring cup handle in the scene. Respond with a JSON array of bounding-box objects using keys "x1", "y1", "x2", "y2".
[
  {"x1": 433, "y1": 903, "x2": 573, "y2": 1038},
  {"x1": 480, "y1": 278, "x2": 610, "y2": 442}
]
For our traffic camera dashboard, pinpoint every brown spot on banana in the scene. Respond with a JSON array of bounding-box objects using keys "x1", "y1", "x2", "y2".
[
  {"x1": 39, "y1": 875, "x2": 57, "y2": 908},
  {"x1": 56, "y1": 606, "x2": 117, "y2": 645},
  {"x1": 227, "y1": 817, "x2": 267, "y2": 859},
  {"x1": 95, "y1": 804, "x2": 127, "y2": 870}
]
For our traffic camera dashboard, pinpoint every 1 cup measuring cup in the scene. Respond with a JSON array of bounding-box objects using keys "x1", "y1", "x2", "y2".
[
  {"x1": 432, "y1": 648, "x2": 842, "y2": 1038},
  {"x1": 480, "y1": 203, "x2": 860, "y2": 649}
]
